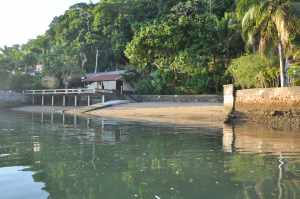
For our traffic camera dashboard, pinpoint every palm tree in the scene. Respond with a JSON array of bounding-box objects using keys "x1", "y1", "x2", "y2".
[{"x1": 240, "y1": 0, "x2": 300, "y2": 87}]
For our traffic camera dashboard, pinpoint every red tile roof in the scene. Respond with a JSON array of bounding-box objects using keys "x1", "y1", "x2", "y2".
[{"x1": 82, "y1": 71, "x2": 124, "y2": 82}]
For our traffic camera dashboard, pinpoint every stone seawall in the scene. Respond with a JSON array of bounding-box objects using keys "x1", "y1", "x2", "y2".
[
  {"x1": 223, "y1": 85, "x2": 300, "y2": 127},
  {"x1": 0, "y1": 91, "x2": 28, "y2": 108},
  {"x1": 131, "y1": 95, "x2": 223, "y2": 103},
  {"x1": 235, "y1": 87, "x2": 300, "y2": 115}
]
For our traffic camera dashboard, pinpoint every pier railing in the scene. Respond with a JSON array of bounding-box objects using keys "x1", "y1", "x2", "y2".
[
  {"x1": 24, "y1": 88, "x2": 113, "y2": 95},
  {"x1": 23, "y1": 88, "x2": 114, "y2": 106}
]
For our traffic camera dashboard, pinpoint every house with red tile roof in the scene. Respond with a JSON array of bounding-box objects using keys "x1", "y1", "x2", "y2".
[{"x1": 81, "y1": 70, "x2": 134, "y2": 94}]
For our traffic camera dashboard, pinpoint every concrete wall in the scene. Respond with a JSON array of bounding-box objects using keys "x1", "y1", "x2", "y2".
[
  {"x1": 223, "y1": 85, "x2": 234, "y2": 115},
  {"x1": 223, "y1": 84, "x2": 300, "y2": 121},
  {"x1": 235, "y1": 87, "x2": 300, "y2": 113},
  {"x1": 0, "y1": 91, "x2": 28, "y2": 108},
  {"x1": 131, "y1": 95, "x2": 223, "y2": 103}
]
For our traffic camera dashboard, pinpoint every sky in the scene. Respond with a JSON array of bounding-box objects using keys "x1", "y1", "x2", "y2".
[{"x1": 0, "y1": 0, "x2": 96, "y2": 48}]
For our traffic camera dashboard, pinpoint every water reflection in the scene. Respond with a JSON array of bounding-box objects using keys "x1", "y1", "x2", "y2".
[
  {"x1": 0, "y1": 111, "x2": 300, "y2": 198},
  {"x1": 0, "y1": 166, "x2": 49, "y2": 199},
  {"x1": 223, "y1": 124, "x2": 300, "y2": 199},
  {"x1": 223, "y1": 124, "x2": 300, "y2": 155},
  {"x1": 33, "y1": 112, "x2": 128, "y2": 144}
]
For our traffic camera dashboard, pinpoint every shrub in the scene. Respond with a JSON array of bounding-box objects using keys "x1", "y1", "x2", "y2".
[
  {"x1": 135, "y1": 79, "x2": 156, "y2": 94},
  {"x1": 0, "y1": 71, "x2": 10, "y2": 90},
  {"x1": 288, "y1": 64, "x2": 300, "y2": 86},
  {"x1": 228, "y1": 54, "x2": 279, "y2": 88},
  {"x1": 9, "y1": 73, "x2": 43, "y2": 91}
]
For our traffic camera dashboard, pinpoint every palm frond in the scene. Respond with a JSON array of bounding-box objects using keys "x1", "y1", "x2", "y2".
[{"x1": 242, "y1": 5, "x2": 261, "y2": 47}]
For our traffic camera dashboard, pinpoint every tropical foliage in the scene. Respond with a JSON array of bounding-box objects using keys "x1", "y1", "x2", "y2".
[
  {"x1": 239, "y1": 0, "x2": 300, "y2": 87},
  {"x1": 229, "y1": 54, "x2": 279, "y2": 88},
  {"x1": 0, "y1": 0, "x2": 300, "y2": 92}
]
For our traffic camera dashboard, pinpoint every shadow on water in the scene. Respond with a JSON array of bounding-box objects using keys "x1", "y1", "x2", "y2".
[{"x1": 0, "y1": 111, "x2": 300, "y2": 199}]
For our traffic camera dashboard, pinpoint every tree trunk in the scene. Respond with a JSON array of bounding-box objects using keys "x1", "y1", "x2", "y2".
[
  {"x1": 278, "y1": 42, "x2": 286, "y2": 87},
  {"x1": 80, "y1": 52, "x2": 88, "y2": 69},
  {"x1": 94, "y1": 49, "x2": 99, "y2": 74}
]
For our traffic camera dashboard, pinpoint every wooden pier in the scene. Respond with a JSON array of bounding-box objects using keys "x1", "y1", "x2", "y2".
[{"x1": 24, "y1": 88, "x2": 114, "y2": 107}]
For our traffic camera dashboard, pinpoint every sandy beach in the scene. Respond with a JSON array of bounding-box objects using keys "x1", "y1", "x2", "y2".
[
  {"x1": 11, "y1": 102, "x2": 225, "y2": 127},
  {"x1": 85, "y1": 102, "x2": 224, "y2": 127}
]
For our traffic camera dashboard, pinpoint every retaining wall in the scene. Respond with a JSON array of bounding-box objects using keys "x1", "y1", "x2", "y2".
[
  {"x1": 235, "y1": 87, "x2": 300, "y2": 112},
  {"x1": 223, "y1": 85, "x2": 300, "y2": 122},
  {"x1": 131, "y1": 95, "x2": 223, "y2": 103}
]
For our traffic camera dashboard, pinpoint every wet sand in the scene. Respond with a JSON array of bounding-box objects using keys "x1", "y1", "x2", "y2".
[
  {"x1": 12, "y1": 102, "x2": 225, "y2": 127},
  {"x1": 85, "y1": 102, "x2": 224, "y2": 127}
]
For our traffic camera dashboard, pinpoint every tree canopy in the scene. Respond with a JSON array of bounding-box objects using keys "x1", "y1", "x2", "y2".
[{"x1": 0, "y1": 0, "x2": 300, "y2": 92}]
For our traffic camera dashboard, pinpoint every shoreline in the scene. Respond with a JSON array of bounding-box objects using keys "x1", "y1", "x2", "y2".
[
  {"x1": 11, "y1": 102, "x2": 225, "y2": 128},
  {"x1": 71, "y1": 102, "x2": 225, "y2": 128}
]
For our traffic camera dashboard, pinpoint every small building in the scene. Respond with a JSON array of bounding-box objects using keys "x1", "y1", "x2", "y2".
[{"x1": 81, "y1": 70, "x2": 134, "y2": 94}]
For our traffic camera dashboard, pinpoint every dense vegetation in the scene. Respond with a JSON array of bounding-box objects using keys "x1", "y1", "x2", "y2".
[{"x1": 0, "y1": 0, "x2": 300, "y2": 93}]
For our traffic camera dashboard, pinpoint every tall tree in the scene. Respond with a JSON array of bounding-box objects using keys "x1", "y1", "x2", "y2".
[{"x1": 241, "y1": 0, "x2": 300, "y2": 87}]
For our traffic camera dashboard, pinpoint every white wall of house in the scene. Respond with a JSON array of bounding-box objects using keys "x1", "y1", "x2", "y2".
[
  {"x1": 103, "y1": 81, "x2": 116, "y2": 90},
  {"x1": 87, "y1": 80, "x2": 134, "y2": 92},
  {"x1": 87, "y1": 82, "x2": 100, "y2": 89}
]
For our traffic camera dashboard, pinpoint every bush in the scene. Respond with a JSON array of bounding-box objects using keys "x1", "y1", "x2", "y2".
[
  {"x1": 135, "y1": 70, "x2": 175, "y2": 95},
  {"x1": 0, "y1": 71, "x2": 10, "y2": 90},
  {"x1": 135, "y1": 79, "x2": 156, "y2": 94},
  {"x1": 41, "y1": 76, "x2": 60, "y2": 89},
  {"x1": 8, "y1": 73, "x2": 43, "y2": 91},
  {"x1": 288, "y1": 64, "x2": 300, "y2": 86},
  {"x1": 228, "y1": 54, "x2": 279, "y2": 88}
]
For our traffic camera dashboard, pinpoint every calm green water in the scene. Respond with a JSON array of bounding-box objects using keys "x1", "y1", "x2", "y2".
[{"x1": 0, "y1": 111, "x2": 300, "y2": 199}]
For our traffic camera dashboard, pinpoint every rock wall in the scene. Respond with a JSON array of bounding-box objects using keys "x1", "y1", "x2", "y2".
[
  {"x1": 235, "y1": 87, "x2": 300, "y2": 115},
  {"x1": 131, "y1": 95, "x2": 223, "y2": 103},
  {"x1": 0, "y1": 91, "x2": 28, "y2": 108},
  {"x1": 223, "y1": 85, "x2": 300, "y2": 124}
]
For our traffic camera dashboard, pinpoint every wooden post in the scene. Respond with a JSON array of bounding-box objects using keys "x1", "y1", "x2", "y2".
[
  {"x1": 74, "y1": 95, "x2": 78, "y2": 107},
  {"x1": 41, "y1": 95, "x2": 44, "y2": 106},
  {"x1": 63, "y1": 95, "x2": 66, "y2": 106},
  {"x1": 102, "y1": 95, "x2": 105, "y2": 104},
  {"x1": 88, "y1": 95, "x2": 91, "y2": 106},
  {"x1": 51, "y1": 96, "x2": 54, "y2": 106}
]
